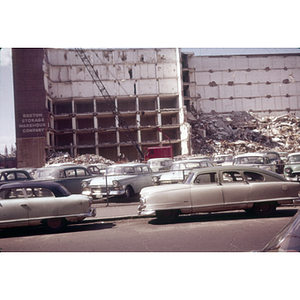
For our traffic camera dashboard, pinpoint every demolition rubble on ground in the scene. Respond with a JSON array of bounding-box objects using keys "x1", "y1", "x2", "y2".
[
  {"x1": 45, "y1": 110, "x2": 300, "y2": 165},
  {"x1": 188, "y1": 110, "x2": 300, "y2": 156},
  {"x1": 46, "y1": 152, "x2": 114, "y2": 166}
]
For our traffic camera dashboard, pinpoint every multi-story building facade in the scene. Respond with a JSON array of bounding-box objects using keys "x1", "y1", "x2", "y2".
[
  {"x1": 13, "y1": 48, "x2": 190, "y2": 166},
  {"x1": 182, "y1": 52, "x2": 300, "y2": 117}
]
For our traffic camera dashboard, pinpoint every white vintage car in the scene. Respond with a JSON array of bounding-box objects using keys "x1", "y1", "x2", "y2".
[
  {"x1": 0, "y1": 181, "x2": 96, "y2": 232},
  {"x1": 82, "y1": 162, "x2": 154, "y2": 199},
  {"x1": 233, "y1": 153, "x2": 276, "y2": 173},
  {"x1": 138, "y1": 166, "x2": 300, "y2": 223},
  {"x1": 159, "y1": 159, "x2": 214, "y2": 185}
]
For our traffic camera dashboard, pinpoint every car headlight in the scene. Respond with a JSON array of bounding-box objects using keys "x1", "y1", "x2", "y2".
[
  {"x1": 285, "y1": 167, "x2": 292, "y2": 174},
  {"x1": 112, "y1": 180, "x2": 120, "y2": 187},
  {"x1": 82, "y1": 181, "x2": 89, "y2": 188},
  {"x1": 152, "y1": 176, "x2": 159, "y2": 183}
]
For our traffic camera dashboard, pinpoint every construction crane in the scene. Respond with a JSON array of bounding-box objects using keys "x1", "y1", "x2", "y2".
[{"x1": 75, "y1": 48, "x2": 144, "y2": 160}]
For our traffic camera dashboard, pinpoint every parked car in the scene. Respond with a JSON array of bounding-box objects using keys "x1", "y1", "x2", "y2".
[
  {"x1": 82, "y1": 162, "x2": 154, "y2": 199},
  {"x1": 147, "y1": 158, "x2": 173, "y2": 185},
  {"x1": 278, "y1": 152, "x2": 288, "y2": 163},
  {"x1": 159, "y1": 159, "x2": 214, "y2": 185},
  {"x1": 0, "y1": 168, "x2": 33, "y2": 187},
  {"x1": 213, "y1": 154, "x2": 233, "y2": 166},
  {"x1": 260, "y1": 209, "x2": 300, "y2": 252},
  {"x1": 34, "y1": 165, "x2": 93, "y2": 194},
  {"x1": 147, "y1": 158, "x2": 173, "y2": 172},
  {"x1": 85, "y1": 164, "x2": 108, "y2": 176},
  {"x1": 233, "y1": 153, "x2": 276, "y2": 172},
  {"x1": 284, "y1": 152, "x2": 300, "y2": 181},
  {"x1": 138, "y1": 166, "x2": 300, "y2": 223},
  {"x1": 260, "y1": 151, "x2": 284, "y2": 174},
  {"x1": 0, "y1": 181, "x2": 96, "y2": 232}
]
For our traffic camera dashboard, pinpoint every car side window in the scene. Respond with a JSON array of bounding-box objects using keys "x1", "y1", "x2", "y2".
[
  {"x1": 2, "y1": 188, "x2": 25, "y2": 199},
  {"x1": 66, "y1": 169, "x2": 76, "y2": 177},
  {"x1": 134, "y1": 166, "x2": 142, "y2": 173},
  {"x1": 6, "y1": 173, "x2": 16, "y2": 181},
  {"x1": 16, "y1": 172, "x2": 29, "y2": 179},
  {"x1": 76, "y1": 168, "x2": 86, "y2": 177},
  {"x1": 194, "y1": 173, "x2": 218, "y2": 184},
  {"x1": 124, "y1": 167, "x2": 135, "y2": 174},
  {"x1": 141, "y1": 166, "x2": 150, "y2": 173},
  {"x1": 222, "y1": 171, "x2": 244, "y2": 182},
  {"x1": 244, "y1": 172, "x2": 264, "y2": 182}
]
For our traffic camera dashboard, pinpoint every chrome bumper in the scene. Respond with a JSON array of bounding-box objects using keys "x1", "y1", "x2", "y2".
[{"x1": 137, "y1": 204, "x2": 155, "y2": 216}]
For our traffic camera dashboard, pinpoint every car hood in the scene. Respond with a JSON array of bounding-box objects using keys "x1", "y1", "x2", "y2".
[
  {"x1": 140, "y1": 183, "x2": 189, "y2": 197},
  {"x1": 261, "y1": 210, "x2": 300, "y2": 251}
]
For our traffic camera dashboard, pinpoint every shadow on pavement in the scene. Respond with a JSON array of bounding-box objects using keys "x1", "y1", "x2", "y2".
[
  {"x1": 0, "y1": 221, "x2": 116, "y2": 239},
  {"x1": 148, "y1": 208, "x2": 298, "y2": 225}
]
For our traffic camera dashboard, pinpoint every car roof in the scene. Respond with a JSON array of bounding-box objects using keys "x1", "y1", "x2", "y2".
[
  {"x1": 109, "y1": 162, "x2": 148, "y2": 167},
  {"x1": 172, "y1": 159, "x2": 211, "y2": 163},
  {"x1": 189, "y1": 165, "x2": 286, "y2": 180},
  {"x1": 0, "y1": 168, "x2": 30, "y2": 173},
  {"x1": 147, "y1": 158, "x2": 173, "y2": 161},
  {"x1": 234, "y1": 153, "x2": 268, "y2": 158},
  {"x1": 288, "y1": 152, "x2": 300, "y2": 156},
  {"x1": 0, "y1": 181, "x2": 70, "y2": 196}
]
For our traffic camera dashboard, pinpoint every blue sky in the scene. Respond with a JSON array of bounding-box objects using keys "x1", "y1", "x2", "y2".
[{"x1": 0, "y1": 48, "x2": 15, "y2": 154}]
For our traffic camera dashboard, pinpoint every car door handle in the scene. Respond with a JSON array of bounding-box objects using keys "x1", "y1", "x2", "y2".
[{"x1": 20, "y1": 204, "x2": 28, "y2": 207}]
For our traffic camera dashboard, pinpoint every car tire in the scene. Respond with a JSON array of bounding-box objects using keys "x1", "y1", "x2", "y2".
[
  {"x1": 156, "y1": 210, "x2": 179, "y2": 223},
  {"x1": 252, "y1": 202, "x2": 277, "y2": 217},
  {"x1": 125, "y1": 186, "x2": 134, "y2": 198},
  {"x1": 43, "y1": 218, "x2": 67, "y2": 233}
]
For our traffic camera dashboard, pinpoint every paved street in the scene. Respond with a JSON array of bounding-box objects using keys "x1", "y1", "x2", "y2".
[{"x1": 0, "y1": 207, "x2": 297, "y2": 252}]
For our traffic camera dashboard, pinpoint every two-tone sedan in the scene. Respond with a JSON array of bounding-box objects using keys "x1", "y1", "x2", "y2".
[
  {"x1": 34, "y1": 165, "x2": 93, "y2": 194},
  {"x1": 82, "y1": 162, "x2": 154, "y2": 199},
  {"x1": 0, "y1": 181, "x2": 96, "y2": 232},
  {"x1": 138, "y1": 166, "x2": 300, "y2": 223},
  {"x1": 284, "y1": 152, "x2": 300, "y2": 181}
]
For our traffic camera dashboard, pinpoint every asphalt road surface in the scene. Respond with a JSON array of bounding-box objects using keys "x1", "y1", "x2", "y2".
[{"x1": 0, "y1": 207, "x2": 297, "y2": 252}]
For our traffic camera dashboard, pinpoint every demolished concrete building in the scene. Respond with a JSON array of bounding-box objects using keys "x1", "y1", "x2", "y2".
[{"x1": 12, "y1": 48, "x2": 300, "y2": 167}]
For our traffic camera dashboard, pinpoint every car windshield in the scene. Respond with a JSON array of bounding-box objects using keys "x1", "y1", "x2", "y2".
[
  {"x1": 35, "y1": 168, "x2": 65, "y2": 179},
  {"x1": 287, "y1": 155, "x2": 300, "y2": 163},
  {"x1": 235, "y1": 156, "x2": 264, "y2": 164}
]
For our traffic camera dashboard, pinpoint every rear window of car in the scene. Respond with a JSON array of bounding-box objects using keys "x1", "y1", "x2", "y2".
[
  {"x1": 243, "y1": 172, "x2": 264, "y2": 182},
  {"x1": 0, "y1": 188, "x2": 24, "y2": 199},
  {"x1": 25, "y1": 187, "x2": 55, "y2": 198}
]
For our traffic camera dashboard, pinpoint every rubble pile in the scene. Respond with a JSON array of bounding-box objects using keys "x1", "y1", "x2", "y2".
[
  {"x1": 188, "y1": 110, "x2": 300, "y2": 156},
  {"x1": 45, "y1": 152, "x2": 114, "y2": 166}
]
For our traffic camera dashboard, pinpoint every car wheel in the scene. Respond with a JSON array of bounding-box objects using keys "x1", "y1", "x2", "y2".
[
  {"x1": 156, "y1": 210, "x2": 179, "y2": 223},
  {"x1": 43, "y1": 218, "x2": 67, "y2": 232},
  {"x1": 125, "y1": 186, "x2": 134, "y2": 198},
  {"x1": 252, "y1": 202, "x2": 277, "y2": 217}
]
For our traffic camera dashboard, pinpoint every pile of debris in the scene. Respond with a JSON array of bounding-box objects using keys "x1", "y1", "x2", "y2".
[
  {"x1": 188, "y1": 110, "x2": 300, "y2": 156},
  {"x1": 45, "y1": 152, "x2": 114, "y2": 166}
]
